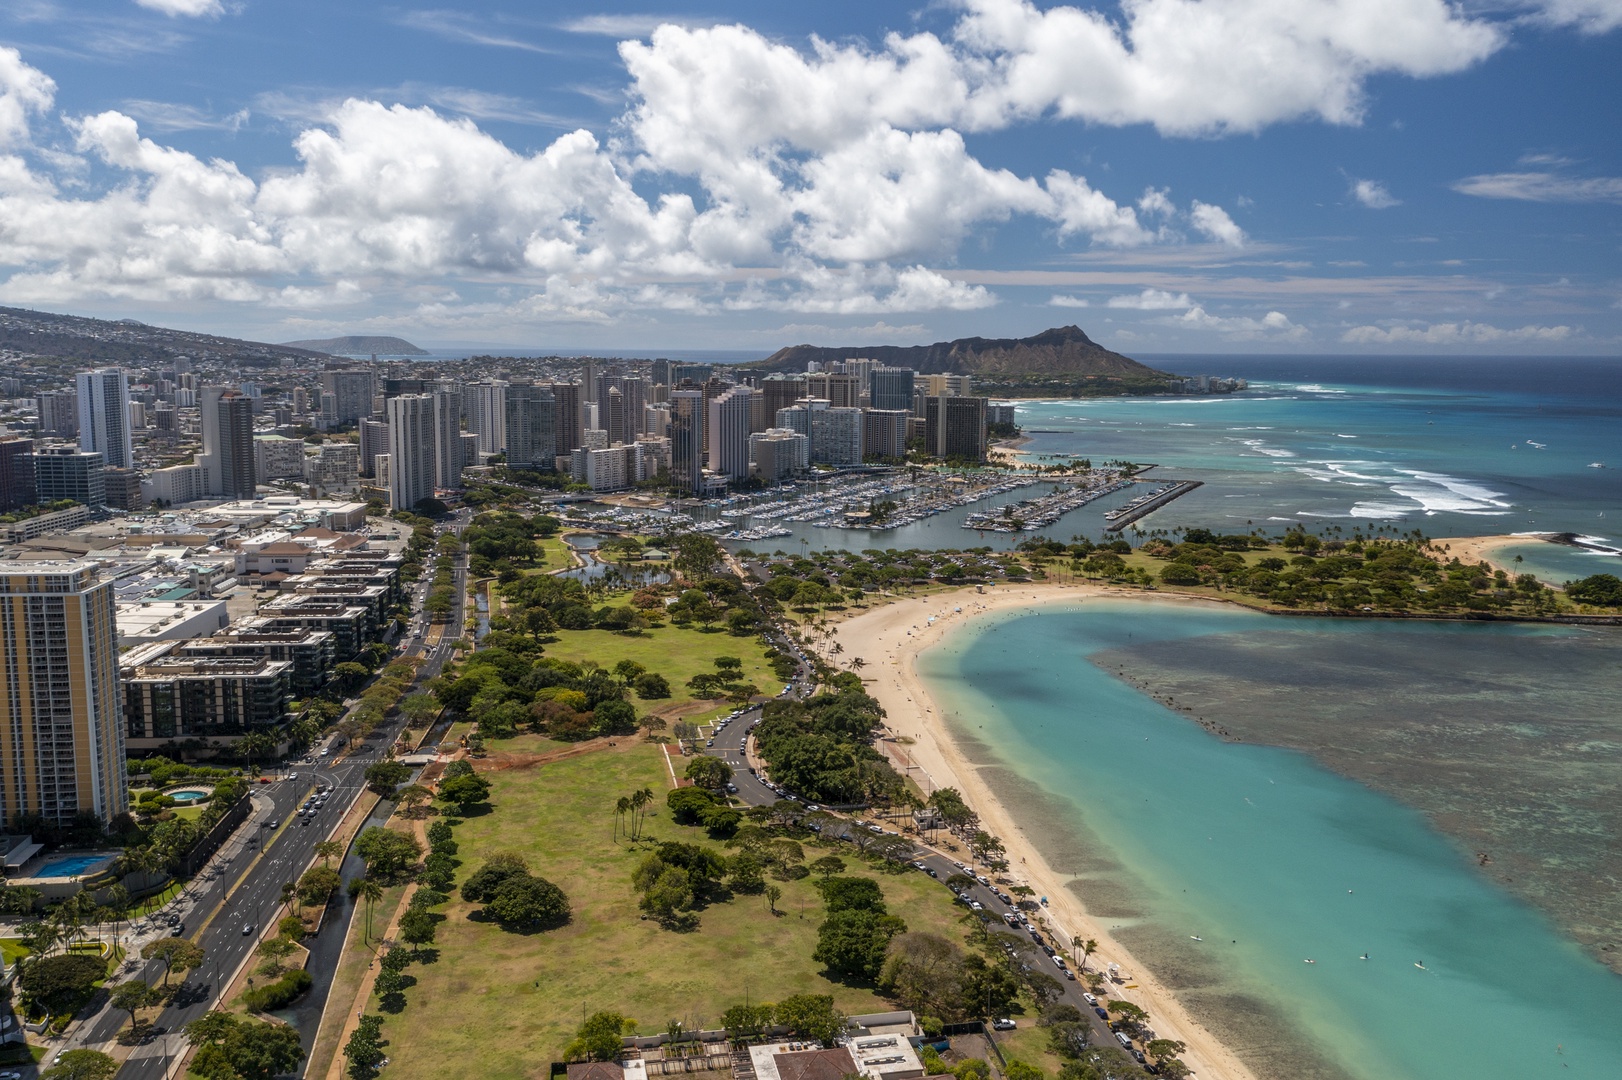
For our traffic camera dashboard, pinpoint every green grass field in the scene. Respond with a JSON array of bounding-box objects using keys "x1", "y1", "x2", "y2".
[
  {"x1": 372, "y1": 743, "x2": 970, "y2": 1080},
  {"x1": 538, "y1": 621, "x2": 782, "y2": 712}
]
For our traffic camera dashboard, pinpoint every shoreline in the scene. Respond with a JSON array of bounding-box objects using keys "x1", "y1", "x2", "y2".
[
  {"x1": 1429, "y1": 533, "x2": 1536, "y2": 575},
  {"x1": 824, "y1": 583, "x2": 1263, "y2": 1080}
]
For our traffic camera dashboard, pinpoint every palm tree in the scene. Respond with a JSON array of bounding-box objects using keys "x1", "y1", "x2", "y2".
[
  {"x1": 1078, "y1": 938, "x2": 1098, "y2": 971},
  {"x1": 633, "y1": 786, "x2": 653, "y2": 838},
  {"x1": 359, "y1": 877, "x2": 384, "y2": 944},
  {"x1": 315, "y1": 840, "x2": 344, "y2": 865},
  {"x1": 627, "y1": 792, "x2": 648, "y2": 843},
  {"x1": 615, "y1": 796, "x2": 632, "y2": 842}
]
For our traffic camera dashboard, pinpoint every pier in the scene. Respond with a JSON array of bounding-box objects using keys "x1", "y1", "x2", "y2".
[{"x1": 1103, "y1": 480, "x2": 1203, "y2": 531}]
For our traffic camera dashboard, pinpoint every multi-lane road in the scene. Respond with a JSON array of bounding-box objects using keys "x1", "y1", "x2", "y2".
[{"x1": 71, "y1": 512, "x2": 470, "y2": 1080}]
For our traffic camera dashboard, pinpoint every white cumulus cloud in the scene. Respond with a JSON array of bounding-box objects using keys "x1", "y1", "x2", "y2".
[
  {"x1": 134, "y1": 0, "x2": 224, "y2": 17},
  {"x1": 1188, "y1": 201, "x2": 1246, "y2": 246},
  {"x1": 1350, "y1": 178, "x2": 1400, "y2": 208},
  {"x1": 0, "y1": 0, "x2": 1589, "y2": 324},
  {"x1": 1174, "y1": 306, "x2": 1307, "y2": 339},
  {"x1": 0, "y1": 47, "x2": 55, "y2": 149},
  {"x1": 1108, "y1": 288, "x2": 1193, "y2": 310},
  {"x1": 1527, "y1": 0, "x2": 1622, "y2": 34}
]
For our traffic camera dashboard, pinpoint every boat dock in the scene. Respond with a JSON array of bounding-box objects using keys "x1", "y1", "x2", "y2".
[{"x1": 1103, "y1": 480, "x2": 1203, "y2": 531}]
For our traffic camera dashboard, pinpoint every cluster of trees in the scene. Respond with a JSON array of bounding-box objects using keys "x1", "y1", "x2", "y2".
[
  {"x1": 328, "y1": 657, "x2": 423, "y2": 755},
  {"x1": 666, "y1": 785, "x2": 741, "y2": 838},
  {"x1": 104, "y1": 774, "x2": 252, "y2": 883},
  {"x1": 879, "y1": 930, "x2": 1024, "y2": 1024},
  {"x1": 395, "y1": 515, "x2": 440, "y2": 584},
  {"x1": 125, "y1": 756, "x2": 238, "y2": 789},
  {"x1": 430, "y1": 638, "x2": 642, "y2": 742},
  {"x1": 494, "y1": 571, "x2": 651, "y2": 636},
  {"x1": 18, "y1": 952, "x2": 109, "y2": 1021},
  {"x1": 463, "y1": 510, "x2": 560, "y2": 577},
  {"x1": 354, "y1": 826, "x2": 423, "y2": 882},
  {"x1": 631, "y1": 840, "x2": 731, "y2": 929},
  {"x1": 1566, "y1": 573, "x2": 1622, "y2": 607},
  {"x1": 186, "y1": 1011, "x2": 305, "y2": 1080},
  {"x1": 811, "y1": 876, "x2": 907, "y2": 981},
  {"x1": 723, "y1": 994, "x2": 848, "y2": 1045},
  {"x1": 344, "y1": 1014, "x2": 389, "y2": 1080},
  {"x1": 423, "y1": 537, "x2": 461, "y2": 622},
  {"x1": 1147, "y1": 531, "x2": 1560, "y2": 614},
  {"x1": 751, "y1": 679, "x2": 904, "y2": 806},
  {"x1": 752, "y1": 547, "x2": 1032, "y2": 605},
  {"x1": 685, "y1": 655, "x2": 760, "y2": 702},
  {"x1": 461, "y1": 853, "x2": 571, "y2": 931}
]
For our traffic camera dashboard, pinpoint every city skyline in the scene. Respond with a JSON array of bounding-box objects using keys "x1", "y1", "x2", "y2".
[{"x1": 0, "y1": 2, "x2": 1618, "y2": 354}]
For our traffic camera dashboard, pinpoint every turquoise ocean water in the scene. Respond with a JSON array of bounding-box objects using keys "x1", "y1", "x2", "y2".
[{"x1": 919, "y1": 600, "x2": 1622, "y2": 1080}]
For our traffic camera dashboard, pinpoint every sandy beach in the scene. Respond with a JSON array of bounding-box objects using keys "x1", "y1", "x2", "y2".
[
  {"x1": 821, "y1": 584, "x2": 1262, "y2": 1080},
  {"x1": 1430, "y1": 534, "x2": 1546, "y2": 575}
]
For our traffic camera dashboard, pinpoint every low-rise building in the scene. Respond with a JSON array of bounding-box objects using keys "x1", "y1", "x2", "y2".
[
  {"x1": 1, "y1": 504, "x2": 91, "y2": 543},
  {"x1": 142, "y1": 463, "x2": 206, "y2": 507},
  {"x1": 121, "y1": 644, "x2": 293, "y2": 748},
  {"x1": 116, "y1": 598, "x2": 230, "y2": 647},
  {"x1": 259, "y1": 593, "x2": 375, "y2": 659},
  {"x1": 178, "y1": 621, "x2": 336, "y2": 698}
]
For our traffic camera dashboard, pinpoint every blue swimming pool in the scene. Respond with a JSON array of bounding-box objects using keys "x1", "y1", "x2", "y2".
[
  {"x1": 34, "y1": 854, "x2": 111, "y2": 879},
  {"x1": 168, "y1": 788, "x2": 211, "y2": 802}
]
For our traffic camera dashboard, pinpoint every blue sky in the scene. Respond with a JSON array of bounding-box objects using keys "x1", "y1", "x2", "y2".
[{"x1": 0, "y1": 0, "x2": 1618, "y2": 355}]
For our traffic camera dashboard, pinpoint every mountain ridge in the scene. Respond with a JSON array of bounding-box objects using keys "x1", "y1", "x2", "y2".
[
  {"x1": 0, "y1": 306, "x2": 333, "y2": 367},
  {"x1": 745, "y1": 325, "x2": 1171, "y2": 385}
]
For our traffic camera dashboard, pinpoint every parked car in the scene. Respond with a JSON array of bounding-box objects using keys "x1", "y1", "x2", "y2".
[
  {"x1": 1094, "y1": 1008, "x2": 1109, "y2": 1020},
  {"x1": 992, "y1": 1019, "x2": 1017, "y2": 1031}
]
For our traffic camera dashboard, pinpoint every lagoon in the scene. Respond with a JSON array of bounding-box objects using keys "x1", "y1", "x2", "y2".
[{"x1": 919, "y1": 599, "x2": 1622, "y2": 1080}]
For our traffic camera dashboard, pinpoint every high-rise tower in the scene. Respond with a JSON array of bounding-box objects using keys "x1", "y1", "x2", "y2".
[
  {"x1": 76, "y1": 368, "x2": 133, "y2": 470},
  {"x1": 0, "y1": 562, "x2": 128, "y2": 827}
]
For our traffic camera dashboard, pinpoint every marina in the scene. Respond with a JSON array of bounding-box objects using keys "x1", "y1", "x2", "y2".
[{"x1": 962, "y1": 475, "x2": 1136, "y2": 532}]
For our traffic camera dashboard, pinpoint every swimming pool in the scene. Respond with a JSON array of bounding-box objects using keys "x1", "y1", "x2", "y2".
[
  {"x1": 34, "y1": 854, "x2": 113, "y2": 879},
  {"x1": 168, "y1": 788, "x2": 211, "y2": 802}
]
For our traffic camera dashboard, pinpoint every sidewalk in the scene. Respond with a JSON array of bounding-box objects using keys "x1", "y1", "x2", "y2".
[{"x1": 40, "y1": 790, "x2": 281, "y2": 1064}]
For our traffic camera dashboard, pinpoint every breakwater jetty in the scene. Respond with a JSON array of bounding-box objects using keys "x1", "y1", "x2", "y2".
[{"x1": 1103, "y1": 480, "x2": 1203, "y2": 531}]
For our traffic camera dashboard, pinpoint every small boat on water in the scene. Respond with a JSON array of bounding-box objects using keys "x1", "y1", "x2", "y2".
[
  {"x1": 1304, "y1": 959, "x2": 1316, "y2": 965},
  {"x1": 1190, "y1": 936, "x2": 1203, "y2": 942},
  {"x1": 1414, "y1": 961, "x2": 1427, "y2": 970}
]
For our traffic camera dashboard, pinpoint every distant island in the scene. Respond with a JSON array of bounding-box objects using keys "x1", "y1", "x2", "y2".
[
  {"x1": 282, "y1": 335, "x2": 429, "y2": 356},
  {"x1": 745, "y1": 325, "x2": 1201, "y2": 397}
]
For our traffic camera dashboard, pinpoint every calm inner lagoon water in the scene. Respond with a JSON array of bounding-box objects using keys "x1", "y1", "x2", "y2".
[{"x1": 919, "y1": 598, "x2": 1622, "y2": 1080}]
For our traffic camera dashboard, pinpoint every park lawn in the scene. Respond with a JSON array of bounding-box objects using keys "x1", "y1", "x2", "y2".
[
  {"x1": 374, "y1": 742, "x2": 969, "y2": 1080},
  {"x1": 539, "y1": 621, "x2": 781, "y2": 710},
  {"x1": 0, "y1": 938, "x2": 30, "y2": 965},
  {"x1": 481, "y1": 731, "x2": 575, "y2": 756},
  {"x1": 994, "y1": 1022, "x2": 1066, "y2": 1076}
]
